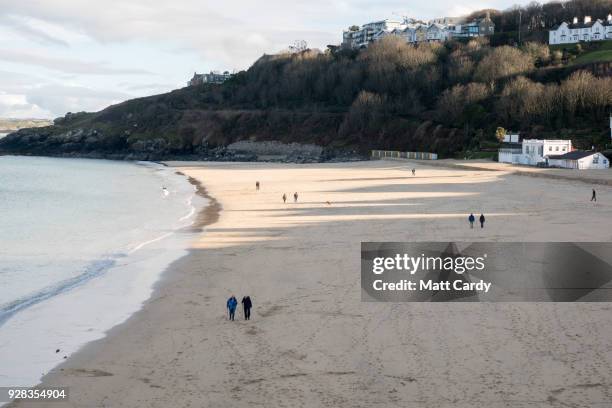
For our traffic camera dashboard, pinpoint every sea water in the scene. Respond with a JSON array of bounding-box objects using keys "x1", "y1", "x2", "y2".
[{"x1": 0, "y1": 156, "x2": 204, "y2": 388}]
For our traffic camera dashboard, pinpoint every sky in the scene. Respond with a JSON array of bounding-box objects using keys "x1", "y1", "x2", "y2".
[{"x1": 0, "y1": 0, "x2": 530, "y2": 119}]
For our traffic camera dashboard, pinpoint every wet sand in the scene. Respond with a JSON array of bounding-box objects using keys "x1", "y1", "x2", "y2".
[{"x1": 15, "y1": 160, "x2": 612, "y2": 408}]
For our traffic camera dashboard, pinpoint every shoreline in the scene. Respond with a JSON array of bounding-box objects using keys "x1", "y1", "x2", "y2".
[
  {"x1": 8, "y1": 175, "x2": 220, "y2": 407},
  {"x1": 11, "y1": 160, "x2": 612, "y2": 407},
  {"x1": 2, "y1": 160, "x2": 210, "y2": 407},
  {"x1": 177, "y1": 172, "x2": 222, "y2": 232}
]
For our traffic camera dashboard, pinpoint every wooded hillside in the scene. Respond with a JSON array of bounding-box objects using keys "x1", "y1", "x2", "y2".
[{"x1": 1, "y1": 0, "x2": 610, "y2": 160}]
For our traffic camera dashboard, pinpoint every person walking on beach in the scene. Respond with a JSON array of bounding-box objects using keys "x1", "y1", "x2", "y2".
[
  {"x1": 282, "y1": 193, "x2": 287, "y2": 203},
  {"x1": 256, "y1": 181, "x2": 260, "y2": 191},
  {"x1": 412, "y1": 168, "x2": 416, "y2": 176},
  {"x1": 241, "y1": 296, "x2": 252, "y2": 320},
  {"x1": 479, "y1": 213, "x2": 485, "y2": 229},
  {"x1": 591, "y1": 189, "x2": 597, "y2": 202},
  {"x1": 468, "y1": 213, "x2": 475, "y2": 229},
  {"x1": 294, "y1": 192, "x2": 298, "y2": 203},
  {"x1": 227, "y1": 295, "x2": 237, "y2": 321}
]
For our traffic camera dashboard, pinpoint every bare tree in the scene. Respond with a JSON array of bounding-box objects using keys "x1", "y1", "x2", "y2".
[
  {"x1": 474, "y1": 46, "x2": 534, "y2": 88},
  {"x1": 289, "y1": 40, "x2": 308, "y2": 53},
  {"x1": 522, "y1": 42, "x2": 550, "y2": 65}
]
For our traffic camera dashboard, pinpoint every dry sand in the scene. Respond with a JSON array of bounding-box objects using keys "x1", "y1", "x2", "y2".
[{"x1": 16, "y1": 160, "x2": 612, "y2": 408}]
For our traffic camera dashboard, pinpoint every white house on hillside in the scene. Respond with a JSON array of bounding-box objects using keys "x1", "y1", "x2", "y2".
[
  {"x1": 427, "y1": 24, "x2": 450, "y2": 42},
  {"x1": 341, "y1": 14, "x2": 495, "y2": 49},
  {"x1": 342, "y1": 19, "x2": 405, "y2": 48},
  {"x1": 549, "y1": 15, "x2": 612, "y2": 45},
  {"x1": 188, "y1": 71, "x2": 232, "y2": 86},
  {"x1": 448, "y1": 14, "x2": 495, "y2": 38}
]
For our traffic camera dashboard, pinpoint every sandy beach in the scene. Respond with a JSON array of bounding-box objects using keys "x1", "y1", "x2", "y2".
[{"x1": 15, "y1": 160, "x2": 612, "y2": 408}]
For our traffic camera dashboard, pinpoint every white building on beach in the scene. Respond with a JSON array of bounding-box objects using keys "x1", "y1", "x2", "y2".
[
  {"x1": 498, "y1": 137, "x2": 609, "y2": 169},
  {"x1": 521, "y1": 139, "x2": 572, "y2": 165},
  {"x1": 548, "y1": 151, "x2": 609, "y2": 169},
  {"x1": 498, "y1": 138, "x2": 572, "y2": 166}
]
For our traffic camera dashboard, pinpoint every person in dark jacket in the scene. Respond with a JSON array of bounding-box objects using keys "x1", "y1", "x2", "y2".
[
  {"x1": 282, "y1": 193, "x2": 287, "y2": 203},
  {"x1": 591, "y1": 189, "x2": 597, "y2": 202},
  {"x1": 256, "y1": 181, "x2": 260, "y2": 191},
  {"x1": 294, "y1": 192, "x2": 298, "y2": 203},
  {"x1": 241, "y1": 296, "x2": 252, "y2": 320},
  {"x1": 479, "y1": 214, "x2": 485, "y2": 228},
  {"x1": 227, "y1": 296, "x2": 237, "y2": 321},
  {"x1": 468, "y1": 213, "x2": 475, "y2": 229}
]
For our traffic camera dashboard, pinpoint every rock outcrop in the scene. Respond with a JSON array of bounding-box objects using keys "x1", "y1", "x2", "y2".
[{"x1": 0, "y1": 125, "x2": 363, "y2": 162}]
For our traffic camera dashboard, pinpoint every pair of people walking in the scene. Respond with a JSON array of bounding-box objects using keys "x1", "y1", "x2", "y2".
[
  {"x1": 468, "y1": 213, "x2": 485, "y2": 229},
  {"x1": 226, "y1": 295, "x2": 253, "y2": 321},
  {"x1": 282, "y1": 192, "x2": 298, "y2": 203}
]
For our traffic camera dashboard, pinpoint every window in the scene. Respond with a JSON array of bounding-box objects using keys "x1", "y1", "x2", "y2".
[
  {"x1": 549, "y1": 146, "x2": 553, "y2": 151},
  {"x1": 555, "y1": 146, "x2": 559, "y2": 151},
  {"x1": 593, "y1": 155, "x2": 599, "y2": 164},
  {"x1": 562, "y1": 147, "x2": 567, "y2": 151}
]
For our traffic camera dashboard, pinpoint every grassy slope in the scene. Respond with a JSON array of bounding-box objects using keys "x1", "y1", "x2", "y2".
[
  {"x1": 550, "y1": 40, "x2": 612, "y2": 65},
  {"x1": 572, "y1": 41, "x2": 612, "y2": 64}
]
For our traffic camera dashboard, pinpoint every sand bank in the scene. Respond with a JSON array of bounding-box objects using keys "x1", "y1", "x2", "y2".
[{"x1": 16, "y1": 160, "x2": 612, "y2": 408}]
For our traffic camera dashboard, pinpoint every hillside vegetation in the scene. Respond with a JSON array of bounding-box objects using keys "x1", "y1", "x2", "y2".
[{"x1": 1, "y1": 0, "x2": 611, "y2": 160}]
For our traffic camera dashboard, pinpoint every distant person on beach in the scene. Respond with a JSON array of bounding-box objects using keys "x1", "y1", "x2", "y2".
[
  {"x1": 479, "y1": 214, "x2": 485, "y2": 229},
  {"x1": 591, "y1": 189, "x2": 597, "y2": 202},
  {"x1": 256, "y1": 181, "x2": 260, "y2": 191},
  {"x1": 283, "y1": 193, "x2": 287, "y2": 203},
  {"x1": 468, "y1": 213, "x2": 475, "y2": 229},
  {"x1": 241, "y1": 296, "x2": 252, "y2": 320},
  {"x1": 227, "y1": 296, "x2": 237, "y2": 321},
  {"x1": 412, "y1": 169, "x2": 416, "y2": 176},
  {"x1": 294, "y1": 192, "x2": 298, "y2": 203}
]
